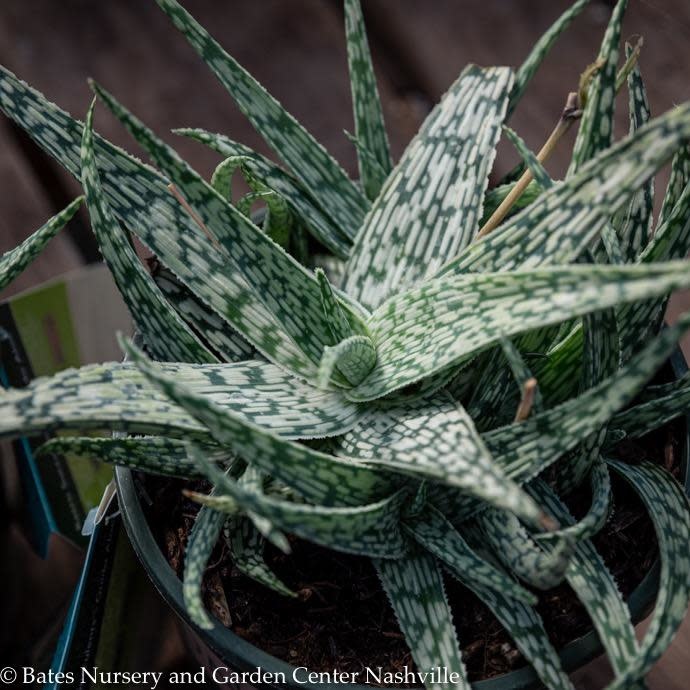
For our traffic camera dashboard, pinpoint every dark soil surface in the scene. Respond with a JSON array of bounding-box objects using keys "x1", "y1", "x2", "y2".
[{"x1": 143, "y1": 367, "x2": 685, "y2": 686}]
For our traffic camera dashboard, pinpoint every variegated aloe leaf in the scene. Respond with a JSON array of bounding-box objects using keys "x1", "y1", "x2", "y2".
[
  {"x1": 344, "y1": 0, "x2": 392, "y2": 201},
  {"x1": 92, "y1": 83, "x2": 365, "y2": 379},
  {"x1": 225, "y1": 516, "x2": 295, "y2": 597},
  {"x1": 176, "y1": 129, "x2": 352, "y2": 257},
  {"x1": 188, "y1": 445, "x2": 407, "y2": 559},
  {"x1": 236, "y1": 465, "x2": 290, "y2": 554},
  {"x1": 122, "y1": 339, "x2": 390, "y2": 507},
  {"x1": 657, "y1": 144, "x2": 690, "y2": 230},
  {"x1": 213, "y1": 157, "x2": 292, "y2": 249},
  {"x1": 608, "y1": 373, "x2": 690, "y2": 442},
  {"x1": 183, "y1": 504, "x2": 227, "y2": 630},
  {"x1": 618, "y1": 180, "x2": 690, "y2": 361},
  {"x1": 612, "y1": 43, "x2": 653, "y2": 262},
  {"x1": 317, "y1": 335, "x2": 377, "y2": 389},
  {"x1": 152, "y1": 267, "x2": 255, "y2": 363},
  {"x1": 499, "y1": 337, "x2": 543, "y2": 412},
  {"x1": 539, "y1": 176, "x2": 690, "y2": 401},
  {"x1": 82, "y1": 100, "x2": 216, "y2": 364},
  {"x1": 405, "y1": 507, "x2": 536, "y2": 605},
  {"x1": 0, "y1": 196, "x2": 83, "y2": 293},
  {"x1": 336, "y1": 396, "x2": 547, "y2": 526},
  {"x1": 605, "y1": 460, "x2": 690, "y2": 688},
  {"x1": 36, "y1": 435, "x2": 219, "y2": 478},
  {"x1": 343, "y1": 65, "x2": 514, "y2": 310},
  {"x1": 0, "y1": 66, "x2": 315, "y2": 378},
  {"x1": 535, "y1": 458, "x2": 611, "y2": 544},
  {"x1": 375, "y1": 549, "x2": 468, "y2": 690},
  {"x1": 560, "y1": 306, "x2": 619, "y2": 491},
  {"x1": 484, "y1": 312, "x2": 690, "y2": 483},
  {"x1": 0, "y1": 359, "x2": 363, "y2": 441},
  {"x1": 568, "y1": 0, "x2": 627, "y2": 176},
  {"x1": 476, "y1": 508, "x2": 573, "y2": 590},
  {"x1": 458, "y1": 531, "x2": 577, "y2": 690},
  {"x1": 316, "y1": 268, "x2": 355, "y2": 344},
  {"x1": 154, "y1": 0, "x2": 368, "y2": 233},
  {"x1": 502, "y1": 126, "x2": 553, "y2": 191},
  {"x1": 466, "y1": 581, "x2": 575, "y2": 690},
  {"x1": 531, "y1": 479, "x2": 642, "y2": 682},
  {"x1": 352, "y1": 262, "x2": 690, "y2": 400},
  {"x1": 441, "y1": 103, "x2": 690, "y2": 275},
  {"x1": 507, "y1": 0, "x2": 590, "y2": 117}
]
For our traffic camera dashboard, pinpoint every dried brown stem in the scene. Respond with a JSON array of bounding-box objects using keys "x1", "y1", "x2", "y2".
[
  {"x1": 514, "y1": 377, "x2": 538, "y2": 423},
  {"x1": 477, "y1": 92, "x2": 582, "y2": 239}
]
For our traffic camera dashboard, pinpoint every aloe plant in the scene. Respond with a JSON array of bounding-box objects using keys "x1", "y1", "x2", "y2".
[{"x1": 2, "y1": 1, "x2": 690, "y2": 687}]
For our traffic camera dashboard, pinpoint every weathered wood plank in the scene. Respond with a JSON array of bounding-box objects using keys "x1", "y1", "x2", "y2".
[{"x1": 367, "y1": 0, "x2": 690, "y2": 179}]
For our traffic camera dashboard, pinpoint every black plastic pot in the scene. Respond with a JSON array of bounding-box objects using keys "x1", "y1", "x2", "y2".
[{"x1": 114, "y1": 349, "x2": 690, "y2": 690}]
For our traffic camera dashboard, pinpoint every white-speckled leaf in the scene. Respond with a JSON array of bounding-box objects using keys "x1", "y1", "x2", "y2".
[
  {"x1": 568, "y1": 0, "x2": 627, "y2": 175},
  {"x1": 344, "y1": 65, "x2": 514, "y2": 310},
  {"x1": 337, "y1": 395, "x2": 545, "y2": 526},
  {"x1": 92, "y1": 83, "x2": 364, "y2": 378},
  {"x1": 0, "y1": 66, "x2": 315, "y2": 379},
  {"x1": 344, "y1": 0, "x2": 392, "y2": 201},
  {"x1": 612, "y1": 42, "x2": 654, "y2": 262},
  {"x1": 484, "y1": 312, "x2": 690, "y2": 483},
  {"x1": 606, "y1": 460, "x2": 690, "y2": 688},
  {"x1": 123, "y1": 339, "x2": 390, "y2": 507},
  {"x1": 441, "y1": 103, "x2": 690, "y2": 275},
  {"x1": 154, "y1": 0, "x2": 368, "y2": 234},
  {"x1": 507, "y1": 0, "x2": 590, "y2": 117},
  {"x1": 0, "y1": 359, "x2": 364, "y2": 442},
  {"x1": 352, "y1": 262, "x2": 690, "y2": 400},
  {"x1": 81, "y1": 100, "x2": 216, "y2": 364},
  {"x1": 189, "y1": 445, "x2": 406, "y2": 559},
  {"x1": 405, "y1": 507, "x2": 536, "y2": 604},
  {"x1": 476, "y1": 508, "x2": 573, "y2": 590},
  {"x1": 178, "y1": 129, "x2": 352, "y2": 256},
  {"x1": 0, "y1": 197, "x2": 83, "y2": 293},
  {"x1": 183, "y1": 504, "x2": 227, "y2": 630},
  {"x1": 36, "y1": 435, "x2": 223, "y2": 479},
  {"x1": 531, "y1": 479, "x2": 642, "y2": 682},
  {"x1": 375, "y1": 549, "x2": 468, "y2": 690}
]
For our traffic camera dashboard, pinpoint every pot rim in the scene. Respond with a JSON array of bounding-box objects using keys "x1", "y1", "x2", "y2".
[{"x1": 114, "y1": 349, "x2": 690, "y2": 690}]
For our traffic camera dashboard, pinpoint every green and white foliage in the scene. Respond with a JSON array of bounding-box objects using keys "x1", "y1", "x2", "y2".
[
  {"x1": 343, "y1": 0, "x2": 392, "y2": 201},
  {"x1": 568, "y1": 0, "x2": 627, "y2": 175},
  {"x1": 2, "y1": 0, "x2": 690, "y2": 687},
  {"x1": 344, "y1": 65, "x2": 513, "y2": 310},
  {"x1": 0, "y1": 196, "x2": 83, "y2": 293},
  {"x1": 81, "y1": 100, "x2": 216, "y2": 364},
  {"x1": 184, "y1": 503, "x2": 227, "y2": 630},
  {"x1": 375, "y1": 549, "x2": 468, "y2": 690}
]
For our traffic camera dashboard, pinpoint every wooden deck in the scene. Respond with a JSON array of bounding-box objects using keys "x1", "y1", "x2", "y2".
[{"x1": 1, "y1": 0, "x2": 690, "y2": 685}]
